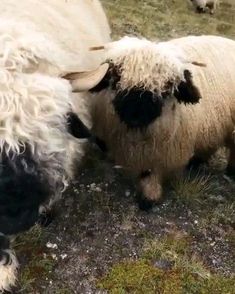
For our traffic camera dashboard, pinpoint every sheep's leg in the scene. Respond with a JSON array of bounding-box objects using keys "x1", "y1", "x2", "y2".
[
  {"x1": 206, "y1": 2, "x2": 215, "y2": 14},
  {"x1": 187, "y1": 150, "x2": 215, "y2": 171},
  {"x1": 37, "y1": 205, "x2": 55, "y2": 227},
  {"x1": 226, "y1": 143, "x2": 235, "y2": 179},
  {"x1": 137, "y1": 171, "x2": 163, "y2": 210},
  {"x1": 0, "y1": 234, "x2": 18, "y2": 292}
]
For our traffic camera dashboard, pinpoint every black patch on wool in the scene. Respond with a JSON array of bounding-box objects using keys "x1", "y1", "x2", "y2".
[
  {"x1": 66, "y1": 112, "x2": 91, "y2": 139},
  {"x1": 0, "y1": 145, "x2": 52, "y2": 235},
  {"x1": 112, "y1": 88, "x2": 164, "y2": 129},
  {"x1": 174, "y1": 70, "x2": 201, "y2": 104}
]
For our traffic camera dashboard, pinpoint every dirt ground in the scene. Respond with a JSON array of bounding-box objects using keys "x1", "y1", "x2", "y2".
[{"x1": 15, "y1": 0, "x2": 235, "y2": 293}]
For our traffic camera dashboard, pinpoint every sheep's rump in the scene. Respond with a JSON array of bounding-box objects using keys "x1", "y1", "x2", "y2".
[{"x1": 170, "y1": 36, "x2": 235, "y2": 151}]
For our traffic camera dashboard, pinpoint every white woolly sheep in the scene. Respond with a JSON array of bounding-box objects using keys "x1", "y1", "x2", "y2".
[
  {"x1": 65, "y1": 35, "x2": 235, "y2": 211},
  {"x1": 190, "y1": 0, "x2": 218, "y2": 14},
  {"x1": 0, "y1": 0, "x2": 110, "y2": 291}
]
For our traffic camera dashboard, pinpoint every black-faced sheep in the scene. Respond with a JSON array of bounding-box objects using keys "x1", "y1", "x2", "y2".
[
  {"x1": 190, "y1": 0, "x2": 218, "y2": 14},
  {"x1": 0, "y1": 0, "x2": 110, "y2": 291},
  {"x1": 65, "y1": 35, "x2": 235, "y2": 210}
]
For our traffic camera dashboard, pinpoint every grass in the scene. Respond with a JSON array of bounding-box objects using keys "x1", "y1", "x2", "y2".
[
  {"x1": 101, "y1": 0, "x2": 235, "y2": 40},
  {"x1": 98, "y1": 232, "x2": 235, "y2": 293},
  {"x1": 171, "y1": 172, "x2": 215, "y2": 205}
]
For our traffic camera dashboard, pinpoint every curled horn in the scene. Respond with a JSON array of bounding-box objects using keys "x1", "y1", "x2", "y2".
[{"x1": 63, "y1": 63, "x2": 109, "y2": 92}]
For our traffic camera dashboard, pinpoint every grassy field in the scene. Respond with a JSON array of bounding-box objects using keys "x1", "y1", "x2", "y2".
[{"x1": 16, "y1": 0, "x2": 235, "y2": 293}]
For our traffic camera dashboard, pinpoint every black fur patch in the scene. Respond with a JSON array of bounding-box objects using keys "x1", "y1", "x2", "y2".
[
  {"x1": 89, "y1": 64, "x2": 120, "y2": 93},
  {"x1": 112, "y1": 88, "x2": 164, "y2": 128},
  {"x1": 136, "y1": 192, "x2": 154, "y2": 211},
  {"x1": 174, "y1": 70, "x2": 201, "y2": 104},
  {"x1": 0, "y1": 145, "x2": 51, "y2": 235},
  {"x1": 0, "y1": 234, "x2": 9, "y2": 250},
  {"x1": 67, "y1": 112, "x2": 91, "y2": 139}
]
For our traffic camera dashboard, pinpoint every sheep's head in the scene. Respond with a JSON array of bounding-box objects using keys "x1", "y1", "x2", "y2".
[{"x1": 64, "y1": 37, "x2": 204, "y2": 129}]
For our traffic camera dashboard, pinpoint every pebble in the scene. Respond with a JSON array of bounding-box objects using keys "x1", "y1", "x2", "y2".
[{"x1": 46, "y1": 242, "x2": 58, "y2": 249}]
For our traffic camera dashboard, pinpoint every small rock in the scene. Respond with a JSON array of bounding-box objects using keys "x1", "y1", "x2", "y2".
[
  {"x1": 154, "y1": 259, "x2": 174, "y2": 270},
  {"x1": 46, "y1": 242, "x2": 58, "y2": 249},
  {"x1": 113, "y1": 165, "x2": 123, "y2": 169},
  {"x1": 61, "y1": 254, "x2": 68, "y2": 260},
  {"x1": 125, "y1": 190, "x2": 131, "y2": 197}
]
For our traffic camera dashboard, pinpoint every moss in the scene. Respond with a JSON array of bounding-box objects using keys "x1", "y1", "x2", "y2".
[
  {"x1": 98, "y1": 232, "x2": 235, "y2": 293},
  {"x1": 14, "y1": 225, "x2": 57, "y2": 292},
  {"x1": 98, "y1": 260, "x2": 182, "y2": 294}
]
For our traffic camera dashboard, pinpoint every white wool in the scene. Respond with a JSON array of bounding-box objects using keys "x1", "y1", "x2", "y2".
[
  {"x1": 103, "y1": 37, "x2": 193, "y2": 94},
  {"x1": 0, "y1": 0, "x2": 111, "y2": 291},
  {"x1": 0, "y1": 250, "x2": 18, "y2": 292},
  {"x1": 0, "y1": 71, "x2": 72, "y2": 155},
  {"x1": 0, "y1": 19, "x2": 77, "y2": 75}
]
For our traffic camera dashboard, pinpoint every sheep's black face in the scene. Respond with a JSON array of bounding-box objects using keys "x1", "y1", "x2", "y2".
[
  {"x1": 112, "y1": 88, "x2": 163, "y2": 128},
  {"x1": 0, "y1": 145, "x2": 51, "y2": 235},
  {"x1": 90, "y1": 65, "x2": 201, "y2": 129}
]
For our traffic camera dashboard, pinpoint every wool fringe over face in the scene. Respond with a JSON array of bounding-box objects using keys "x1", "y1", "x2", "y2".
[{"x1": 99, "y1": 36, "x2": 201, "y2": 95}]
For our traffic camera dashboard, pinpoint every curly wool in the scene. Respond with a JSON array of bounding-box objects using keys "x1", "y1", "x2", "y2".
[{"x1": 103, "y1": 36, "x2": 197, "y2": 95}]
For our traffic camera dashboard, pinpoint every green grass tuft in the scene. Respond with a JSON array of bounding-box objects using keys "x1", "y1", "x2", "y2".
[{"x1": 98, "y1": 232, "x2": 235, "y2": 293}]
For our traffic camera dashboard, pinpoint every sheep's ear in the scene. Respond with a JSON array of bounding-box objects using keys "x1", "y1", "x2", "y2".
[
  {"x1": 174, "y1": 70, "x2": 201, "y2": 104},
  {"x1": 63, "y1": 63, "x2": 109, "y2": 92}
]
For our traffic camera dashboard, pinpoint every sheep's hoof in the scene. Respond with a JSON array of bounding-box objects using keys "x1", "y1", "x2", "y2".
[
  {"x1": 196, "y1": 7, "x2": 205, "y2": 13},
  {"x1": 0, "y1": 234, "x2": 10, "y2": 251},
  {"x1": 225, "y1": 166, "x2": 235, "y2": 180},
  {"x1": 37, "y1": 210, "x2": 54, "y2": 227},
  {"x1": 136, "y1": 193, "x2": 155, "y2": 211},
  {"x1": 187, "y1": 156, "x2": 207, "y2": 171}
]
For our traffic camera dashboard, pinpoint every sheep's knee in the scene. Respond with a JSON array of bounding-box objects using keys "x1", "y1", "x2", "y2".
[
  {"x1": 137, "y1": 173, "x2": 163, "y2": 210},
  {"x1": 0, "y1": 238, "x2": 18, "y2": 292}
]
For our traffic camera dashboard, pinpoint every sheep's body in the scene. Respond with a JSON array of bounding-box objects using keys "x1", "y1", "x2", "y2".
[
  {"x1": 191, "y1": 0, "x2": 218, "y2": 14},
  {"x1": 0, "y1": 0, "x2": 110, "y2": 291},
  {"x1": 89, "y1": 35, "x2": 235, "y2": 205}
]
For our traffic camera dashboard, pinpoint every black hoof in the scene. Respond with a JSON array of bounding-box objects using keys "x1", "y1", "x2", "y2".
[
  {"x1": 196, "y1": 7, "x2": 205, "y2": 13},
  {"x1": 187, "y1": 156, "x2": 206, "y2": 171},
  {"x1": 37, "y1": 210, "x2": 54, "y2": 227},
  {"x1": 136, "y1": 193, "x2": 155, "y2": 211},
  {"x1": 0, "y1": 234, "x2": 10, "y2": 250},
  {"x1": 225, "y1": 166, "x2": 235, "y2": 180}
]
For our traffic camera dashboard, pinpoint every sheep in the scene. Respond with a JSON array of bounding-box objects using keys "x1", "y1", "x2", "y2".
[
  {"x1": 0, "y1": 0, "x2": 110, "y2": 291},
  {"x1": 65, "y1": 35, "x2": 235, "y2": 211},
  {"x1": 190, "y1": 0, "x2": 218, "y2": 14}
]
